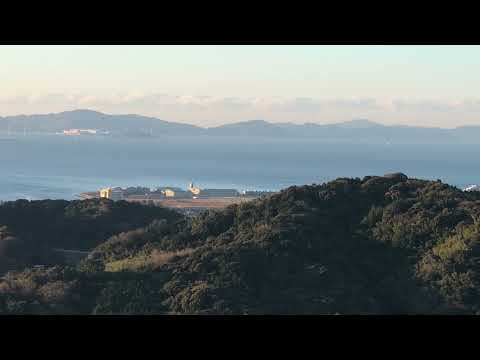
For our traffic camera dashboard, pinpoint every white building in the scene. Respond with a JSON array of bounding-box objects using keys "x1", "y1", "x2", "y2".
[{"x1": 62, "y1": 129, "x2": 109, "y2": 136}]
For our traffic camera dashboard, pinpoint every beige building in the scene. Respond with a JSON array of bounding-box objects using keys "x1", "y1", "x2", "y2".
[
  {"x1": 100, "y1": 187, "x2": 125, "y2": 201},
  {"x1": 163, "y1": 188, "x2": 176, "y2": 197},
  {"x1": 99, "y1": 188, "x2": 111, "y2": 199},
  {"x1": 161, "y1": 188, "x2": 191, "y2": 198}
]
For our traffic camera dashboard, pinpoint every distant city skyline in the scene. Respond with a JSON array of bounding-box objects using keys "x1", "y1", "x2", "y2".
[{"x1": 1, "y1": 45, "x2": 480, "y2": 128}]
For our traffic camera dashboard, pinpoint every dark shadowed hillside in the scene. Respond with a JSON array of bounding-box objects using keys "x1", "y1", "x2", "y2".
[
  {"x1": 2, "y1": 174, "x2": 480, "y2": 314},
  {"x1": 0, "y1": 198, "x2": 181, "y2": 274}
]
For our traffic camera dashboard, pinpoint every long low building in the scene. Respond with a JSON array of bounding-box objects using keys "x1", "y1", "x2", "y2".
[
  {"x1": 198, "y1": 188, "x2": 240, "y2": 197},
  {"x1": 187, "y1": 182, "x2": 239, "y2": 198}
]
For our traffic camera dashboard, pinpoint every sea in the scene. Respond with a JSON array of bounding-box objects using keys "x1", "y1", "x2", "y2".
[{"x1": 1, "y1": 134, "x2": 480, "y2": 201}]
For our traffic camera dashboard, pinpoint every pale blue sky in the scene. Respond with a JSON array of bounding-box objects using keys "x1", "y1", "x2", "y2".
[{"x1": 1, "y1": 45, "x2": 479, "y2": 127}]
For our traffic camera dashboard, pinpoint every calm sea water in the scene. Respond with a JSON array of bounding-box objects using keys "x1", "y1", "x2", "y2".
[{"x1": 0, "y1": 134, "x2": 479, "y2": 201}]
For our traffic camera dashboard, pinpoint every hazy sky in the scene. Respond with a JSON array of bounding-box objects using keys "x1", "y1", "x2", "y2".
[{"x1": 1, "y1": 45, "x2": 479, "y2": 128}]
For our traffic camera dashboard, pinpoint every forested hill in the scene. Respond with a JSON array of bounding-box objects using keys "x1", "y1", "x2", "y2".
[
  {"x1": 2, "y1": 174, "x2": 480, "y2": 314},
  {"x1": 0, "y1": 199, "x2": 181, "y2": 274}
]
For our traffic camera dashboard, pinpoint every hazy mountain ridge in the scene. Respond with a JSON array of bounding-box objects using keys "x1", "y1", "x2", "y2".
[
  {"x1": 0, "y1": 109, "x2": 205, "y2": 136},
  {"x1": 0, "y1": 109, "x2": 479, "y2": 143}
]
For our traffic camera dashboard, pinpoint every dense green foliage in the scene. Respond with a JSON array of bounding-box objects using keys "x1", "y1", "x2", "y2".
[
  {"x1": 2, "y1": 174, "x2": 480, "y2": 314},
  {"x1": 0, "y1": 198, "x2": 181, "y2": 273}
]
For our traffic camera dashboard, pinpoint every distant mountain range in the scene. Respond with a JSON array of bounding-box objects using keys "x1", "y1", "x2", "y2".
[
  {"x1": 0, "y1": 110, "x2": 202, "y2": 137},
  {"x1": 1, "y1": 109, "x2": 479, "y2": 143}
]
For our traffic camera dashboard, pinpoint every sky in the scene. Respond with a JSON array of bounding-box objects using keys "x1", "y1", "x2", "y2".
[{"x1": 1, "y1": 45, "x2": 480, "y2": 128}]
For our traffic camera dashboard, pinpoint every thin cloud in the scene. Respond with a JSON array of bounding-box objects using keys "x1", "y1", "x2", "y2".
[
  {"x1": 325, "y1": 98, "x2": 381, "y2": 111},
  {"x1": 267, "y1": 97, "x2": 322, "y2": 113},
  {"x1": 393, "y1": 99, "x2": 458, "y2": 112},
  {"x1": 1, "y1": 93, "x2": 480, "y2": 123}
]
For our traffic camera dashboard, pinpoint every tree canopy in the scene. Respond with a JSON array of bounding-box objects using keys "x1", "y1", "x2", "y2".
[{"x1": 2, "y1": 175, "x2": 480, "y2": 314}]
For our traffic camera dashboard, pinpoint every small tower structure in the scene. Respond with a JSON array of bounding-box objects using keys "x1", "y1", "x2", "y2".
[{"x1": 188, "y1": 181, "x2": 201, "y2": 196}]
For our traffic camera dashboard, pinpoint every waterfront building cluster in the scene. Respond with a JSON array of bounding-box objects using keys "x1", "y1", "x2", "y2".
[
  {"x1": 78, "y1": 182, "x2": 275, "y2": 203},
  {"x1": 98, "y1": 182, "x2": 245, "y2": 201}
]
